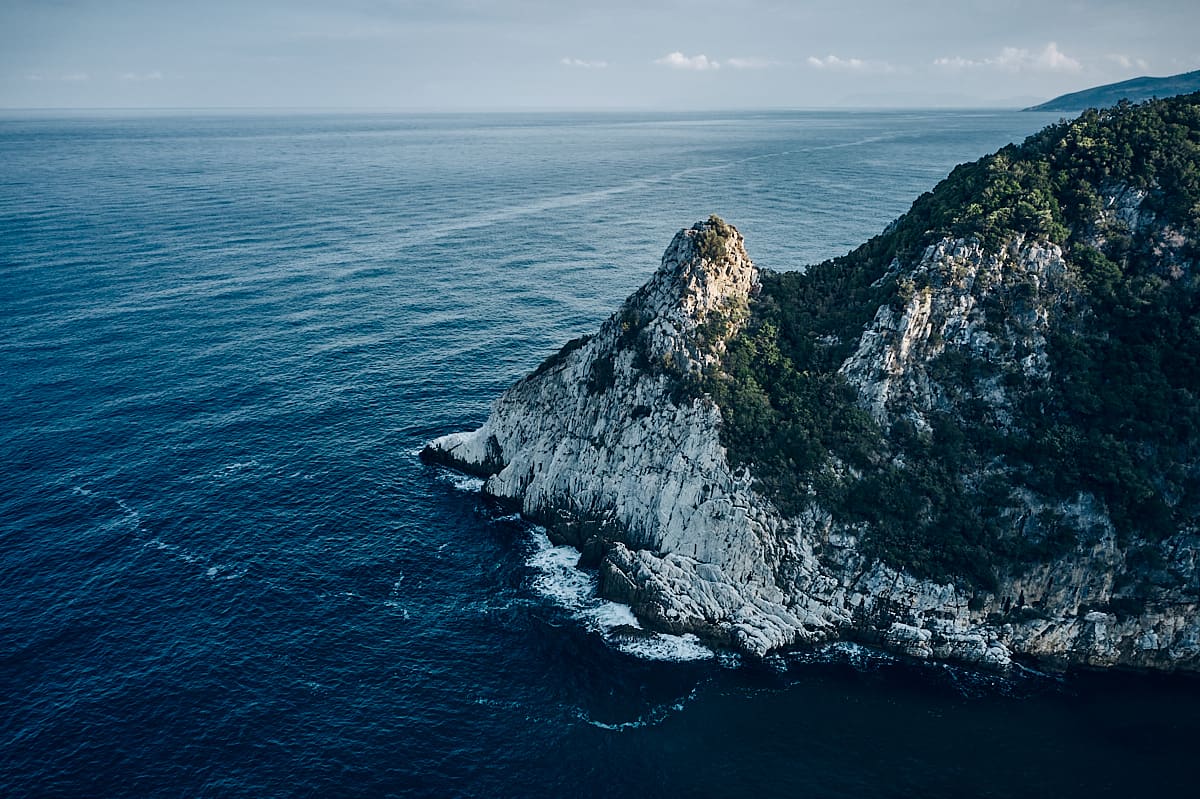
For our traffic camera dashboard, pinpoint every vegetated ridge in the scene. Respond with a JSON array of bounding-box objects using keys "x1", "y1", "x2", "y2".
[{"x1": 1025, "y1": 69, "x2": 1200, "y2": 112}]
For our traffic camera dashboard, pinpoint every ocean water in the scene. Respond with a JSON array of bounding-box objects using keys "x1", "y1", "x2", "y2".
[{"x1": 2, "y1": 109, "x2": 1198, "y2": 798}]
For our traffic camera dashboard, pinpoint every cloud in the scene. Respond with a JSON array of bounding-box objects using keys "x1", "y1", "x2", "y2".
[
  {"x1": 653, "y1": 53, "x2": 781, "y2": 71},
  {"x1": 120, "y1": 70, "x2": 164, "y2": 81},
  {"x1": 655, "y1": 52, "x2": 719, "y2": 71},
  {"x1": 806, "y1": 54, "x2": 893, "y2": 73},
  {"x1": 1107, "y1": 54, "x2": 1149, "y2": 70},
  {"x1": 25, "y1": 71, "x2": 90, "y2": 81},
  {"x1": 726, "y1": 57, "x2": 776, "y2": 70},
  {"x1": 1029, "y1": 42, "x2": 1082, "y2": 71},
  {"x1": 931, "y1": 56, "x2": 974, "y2": 69},
  {"x1": 560, "y1": 57, "x2": 607, "y2": 69},
  {"x1": 934, "y1": 42, "x2": 1081, "y2": 73}
]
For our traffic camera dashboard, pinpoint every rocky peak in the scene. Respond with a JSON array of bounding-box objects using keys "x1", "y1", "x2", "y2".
[
  {"x1": 612, "y1": 216, "x2": 758, "y2": 374},
  {"x1": 635, "y1": 216, "x2": 757, "y2": 319}
]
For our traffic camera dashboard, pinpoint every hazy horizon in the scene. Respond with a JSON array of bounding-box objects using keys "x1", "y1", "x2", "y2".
[{"x1": 2, "y1": 1, "x2": 1198, "y2": 111}]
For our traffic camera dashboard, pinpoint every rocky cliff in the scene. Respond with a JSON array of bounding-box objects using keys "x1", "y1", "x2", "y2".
[
  {"x1": 424, "y1": 97, "x2": 1200, "y2": 672},
  {"x1": 424, "y1": 220, "x2": 819, "y2": 656}
]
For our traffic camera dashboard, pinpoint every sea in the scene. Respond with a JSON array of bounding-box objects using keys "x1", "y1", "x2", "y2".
[{"x1": 3, "y1": 109, "x2": 1198, "y2": 798}]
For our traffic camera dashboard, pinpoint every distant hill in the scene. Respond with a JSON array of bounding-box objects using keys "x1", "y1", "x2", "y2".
[{"x1": 1025, "y1": 69, "x2": 1200, "y2": 111}]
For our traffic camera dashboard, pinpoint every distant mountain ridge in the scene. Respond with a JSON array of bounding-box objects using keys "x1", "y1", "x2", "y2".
[{"x1": 1026, "y1": 69, "x2": 1200, "y2": 111}]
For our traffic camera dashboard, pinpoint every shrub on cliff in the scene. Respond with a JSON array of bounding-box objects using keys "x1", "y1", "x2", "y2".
[{"x1": 697, "y1": 214, "x2": 734, "y2": 262}]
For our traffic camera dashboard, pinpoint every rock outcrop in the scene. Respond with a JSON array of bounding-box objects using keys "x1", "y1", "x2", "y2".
[
  {"x1": 425, "y1": 220, "x2": 819, "y2": 655},
  {"x1": 424, "y1": 213, "x2": 1200, "y2": 672}
]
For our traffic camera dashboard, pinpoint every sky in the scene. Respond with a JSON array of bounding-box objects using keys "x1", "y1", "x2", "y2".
[{"x1": 2, "y1": 0, "x2": 1199, "y2": 110}]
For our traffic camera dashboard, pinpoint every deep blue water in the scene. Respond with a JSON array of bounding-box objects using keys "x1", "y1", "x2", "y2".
[{"x1": 3, "y1": 109, "x2": 1199, "y2": 798}]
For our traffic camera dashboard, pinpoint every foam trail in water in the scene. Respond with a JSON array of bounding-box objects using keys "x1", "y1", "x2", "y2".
[
  {"x1": 574, "y1": 686, "x2": 702, "y2": 731},
  {"x1": 355, "y1": 132, "x2": 906, "y2": 253},
  {"x1": 526, "y1": 529, "x2": 714, "y2": 662},
  {"x1": 439, "y1": 472, "x2": 484, "y2": 492},
  {"x1": 211, "y1": 460, "x2": 259, "y2": 479}
]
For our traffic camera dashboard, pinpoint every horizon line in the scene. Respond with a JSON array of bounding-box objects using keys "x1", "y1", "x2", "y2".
[{"x1": 0, "y1": 103, "x2": 1041, "y2": 115}]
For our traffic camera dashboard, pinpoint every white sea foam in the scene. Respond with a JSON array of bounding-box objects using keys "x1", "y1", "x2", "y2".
[
  {"x1": 786, "y1": 640, "x2": 897, "y2": 670},
  {"x1": 440, "y1": 472, "x2": 484, "y2": 492},
  {"x1": 612, "y1": 633, "x2": 715, "y2": 663},
  {"x1": 383, "y1": 601, "x2": 411, "y2": 618},
  {"x1": 574, "y1": 687, "x2": 700, "y2": 731},
  {"x1": 114, "y1": 498, "x2": 141, "y2": 528},
  {"x1": 528, "y1": 536, "x2": 592, "y2": 607},
  {"x1": 212, "y1": 460, "x2": 259, "y2": 478},
  {"x1": 586, "y1": 601, "x2": 640, "y2": 629},
  {"x1": 146, "y1": 538, "x2": 246, "y2": 581},
  {"x1": 526, "y1": 529, "x2": 715, "y2": 663}
]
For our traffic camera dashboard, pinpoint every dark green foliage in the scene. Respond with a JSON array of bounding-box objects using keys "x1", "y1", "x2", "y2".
[
  {"x1": 705, "y1": 309, "x2": 882, "y2": 517},
  {"x1": 586, "y1": 353, "x2": 616, "y2": 395},
  {"x1": 706, "y1": 94, "x2": 1200, "y2": 586},
  {"x1": 865, "y1": 94, "x2": 1200, "y2": 262},
  {"x1": 530, "y1": 335, "x2": 591, "y2": 378},
  {"x1": 697, "y1": 214, "x2": 735, "y2": 262}
]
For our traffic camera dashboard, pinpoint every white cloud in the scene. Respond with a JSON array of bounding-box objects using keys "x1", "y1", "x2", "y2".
[
  {"x1": 1107, "y1": 54, "x2": 1149, "y2": 71},
  {"x1": 1030, "y1": 42, "x2": 1082, "y2": 71},
  {"x1": 560, "y1": 57, "x2": 607, "y2": 69},
  {"x1": 25, "y1": 71, "x2": 90, "y2": 81},
  {"x1": 120, "y1": 70, "x2": 164, "y2": 81},
  {"x1": 655, "y1": 52, "x2": 719, "y2": 71},
  {"x1": 934, "y1": 42, "x2": 1081, "y2": 73},
  {"x1": 931, "y1": 56, "x2": 974, "y2": 69},
  {"x1": 727, "y1": 57, "x2": 775, "y2": 70},
  {"x1": 806, "y1": 54, "x2": 893, "y2": 73}
]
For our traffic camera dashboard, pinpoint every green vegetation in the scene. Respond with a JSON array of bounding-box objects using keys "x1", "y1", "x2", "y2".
[
  {"x1": 587, "y1": 352, "x2": 616, "y2": 394},
  {"x1": 1026, "y1": 69, "x2": 1200, "y2": 112},
  {"x1": 705, "y1": 94, "x2": 1200, "y2": 586},
  {"x1": 697, "y1": 214, "x2": 735, "y2": 262},
  {"x1": 530, "y1": 335, "x2": 591, "y2": 378}
]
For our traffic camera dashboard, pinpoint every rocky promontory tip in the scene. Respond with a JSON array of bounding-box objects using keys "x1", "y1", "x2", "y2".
[
  {"x1": 426, "y1": 96, "x2": 1200, "y2": 671},
  {"x1": 422, "y1": 214, "x2": 759, "y2": 487}
]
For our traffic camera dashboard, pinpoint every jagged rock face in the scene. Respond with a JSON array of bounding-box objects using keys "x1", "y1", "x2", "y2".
[
  {"x1": 426, "y1": 220, "x2": 827, "y2": 654},
  {"x1": 828, "y1": 230, "x2": 1200, "y2": 671},
  {"x1": 424, "y1": 217, "x2": 1200, "y2": 671},
  {"x1": 840, "y1": 235, "x2": 1070, "y2": 431}
]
